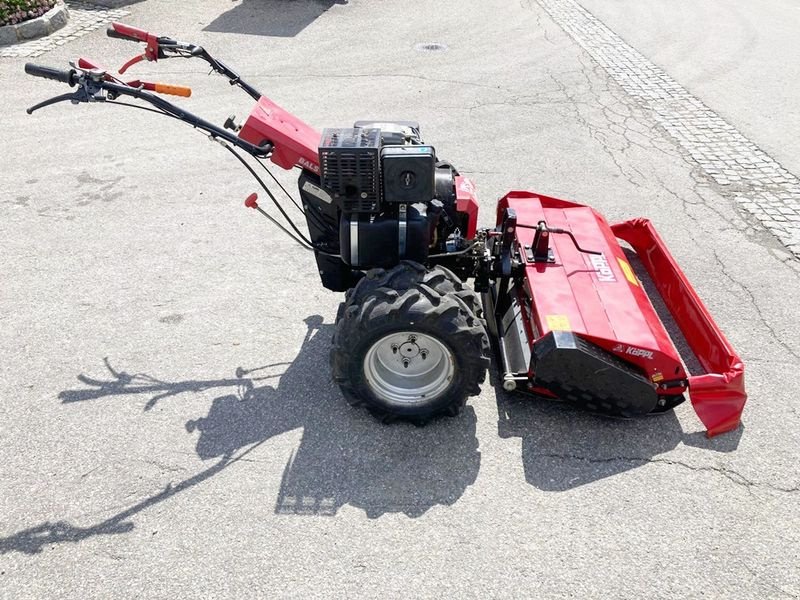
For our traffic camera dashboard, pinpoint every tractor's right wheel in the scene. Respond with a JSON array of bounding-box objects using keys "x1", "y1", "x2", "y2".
[{"x1": 331, "y1": 265, "x2": 489, "y2": 423}]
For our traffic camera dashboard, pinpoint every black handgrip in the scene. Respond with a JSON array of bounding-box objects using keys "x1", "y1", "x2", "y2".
[
  {"x1": 24, "y1": 63, "x2": 76, "y2": 85},
  {"x1": 106, "y1": 26, "x2": 138, "y2": 42}
]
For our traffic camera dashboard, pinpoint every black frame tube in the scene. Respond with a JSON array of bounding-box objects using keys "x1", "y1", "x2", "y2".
[{"x1": 101, "y1": 80, "x2": 271, "y2": 156}]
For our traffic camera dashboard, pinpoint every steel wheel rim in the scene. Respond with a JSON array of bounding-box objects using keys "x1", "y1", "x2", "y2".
[{"x1": 363, "y1": 331, "x2": 456, "y2": 404}]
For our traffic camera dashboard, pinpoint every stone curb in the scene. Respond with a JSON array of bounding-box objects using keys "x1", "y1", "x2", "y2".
[{"x1": 0, "y1": 2, "x2": 70, "y2": 46}]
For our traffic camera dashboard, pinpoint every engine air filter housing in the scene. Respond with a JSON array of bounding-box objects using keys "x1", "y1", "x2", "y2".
[{"x1": 381, "y1": 145, "x2": 436, "y2": 204}]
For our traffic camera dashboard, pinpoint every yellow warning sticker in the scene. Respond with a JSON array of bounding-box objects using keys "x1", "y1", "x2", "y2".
[
  {"x1": 546, "y1": 314, "x2": 571, "y2": 331},
  {"x1": 617, "y1": 258, "x2": 639, "y2": 287},
  {"x1": 652, "y1": 372, "x2": 664, "y2": 383}
]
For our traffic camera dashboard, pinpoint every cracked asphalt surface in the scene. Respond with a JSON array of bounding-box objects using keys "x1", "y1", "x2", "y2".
[
  {"x1": 1, "y1": 0, "x2": 798, "y2": 598},
  {"x1": 540, "y1": 0, "x2": 800, "y2": 256}
]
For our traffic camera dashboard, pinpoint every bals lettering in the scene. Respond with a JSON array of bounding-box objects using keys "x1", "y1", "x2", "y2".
[{"x1": 298, "y1": 156, "x2": 320, "y2": 174}]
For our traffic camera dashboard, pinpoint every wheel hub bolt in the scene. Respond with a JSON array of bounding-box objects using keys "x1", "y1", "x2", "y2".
[
  {"x1": 420, "y1": 350, "x2": 428, "y2": 360},
  {"x1": 402, "y1": 359, "x2": 410, "y2": 368},
  {"x1": 391, "y1": 344, "x2": 399, "y2": 354}
]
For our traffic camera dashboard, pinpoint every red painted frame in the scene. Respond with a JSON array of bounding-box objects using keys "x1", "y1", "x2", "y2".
[{"x1": 238, "y1": 97, "x2": 321, "y2": 174}]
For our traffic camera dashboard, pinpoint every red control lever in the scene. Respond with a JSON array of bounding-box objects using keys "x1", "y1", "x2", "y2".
[
  {"x1": 244, "y1": 193, "x2": 259, "y2": 209},
  {"x1": 118, "y1": 54, "x2": 146, "y2": 75},
  {"x1": 109, "y1": 22, "x2": 161, "y2": 74},
  {"x1": 77, "y1": 57, "x2": 101, "y2": 70}
]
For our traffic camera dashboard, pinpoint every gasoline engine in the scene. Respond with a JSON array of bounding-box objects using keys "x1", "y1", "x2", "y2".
[{"x1": 298, "y1": 121, "x2": 470, "y2": 291}]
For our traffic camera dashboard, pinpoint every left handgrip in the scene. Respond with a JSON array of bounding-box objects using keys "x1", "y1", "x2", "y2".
[{"x1": 25, "y1": 63, "x2": 76, "y2": 85}]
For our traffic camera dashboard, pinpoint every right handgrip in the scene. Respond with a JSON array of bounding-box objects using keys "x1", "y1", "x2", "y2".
[
  {"x1": 25, "y1": 63, "x2": 76, "y2": 85},
  {"x1": 106, "y1": 22, "x2": 148, "y2": 43},
  {"x1": 106, "y1": 27, "x2": 137, "y2": 42}
]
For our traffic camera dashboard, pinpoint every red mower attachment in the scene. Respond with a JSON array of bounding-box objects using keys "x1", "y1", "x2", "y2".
[{"x1": 488, "y1": 192, "x2": 746, "y2": 437}]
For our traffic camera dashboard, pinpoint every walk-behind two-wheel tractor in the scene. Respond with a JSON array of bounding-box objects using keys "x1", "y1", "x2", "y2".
[{"x1": 24, "y1": 23, "x2": 747, "y2": 436}]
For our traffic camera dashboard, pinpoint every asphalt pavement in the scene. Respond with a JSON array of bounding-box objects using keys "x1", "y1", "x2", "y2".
[
  {"x1": 1, "y1": 1, "x2": 798, "y2": 598},
  {"x1": 579, "y1": 0, "x2": 800, "y2": 176}
]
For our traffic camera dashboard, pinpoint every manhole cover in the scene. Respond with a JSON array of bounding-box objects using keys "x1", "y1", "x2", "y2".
[{"x1": 414, "y1": 42, "x2": 448, "y2": 52}]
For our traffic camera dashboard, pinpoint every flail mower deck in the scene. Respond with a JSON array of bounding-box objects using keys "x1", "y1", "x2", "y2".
[{"x1": 23, "y1": 23, "x2": 746, "y2": 437}]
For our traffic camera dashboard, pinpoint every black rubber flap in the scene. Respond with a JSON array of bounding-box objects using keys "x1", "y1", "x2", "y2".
[{"x1": 532, "y1": 331, "x2": 658, "y2": 417}]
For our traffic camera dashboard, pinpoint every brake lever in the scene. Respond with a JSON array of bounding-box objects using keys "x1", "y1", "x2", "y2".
[
  {"x1": 27, "y1": 67, "x2": 107, "y2": 114},
  {"x1": 118, "y1": 33, "x2": 173, "y2": 74},
  {"x1": 118, "y1": 53, "x2": 146, "y2": 75},
  {"x1": 26, "y1": 91, "x2": 89, "y2": 114}
]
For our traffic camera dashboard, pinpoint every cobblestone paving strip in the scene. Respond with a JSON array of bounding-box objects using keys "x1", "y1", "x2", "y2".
[
  {"x1": 537, "y1": 0, "x2": 800, "y2": 257},
  {"x1": 0, "y1": 2, "x2": 129, "y2": 59}
]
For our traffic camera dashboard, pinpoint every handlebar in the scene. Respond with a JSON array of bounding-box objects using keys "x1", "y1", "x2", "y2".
[
  {"x1": 24, "y1": 63, "x2": 77, "y2": 85},
  {"x1": 24, "y1": 61, "x2": 271, "y2": 157},
  {"x1": 104, "y1": 21, "x2": 262, "y2": 101}
]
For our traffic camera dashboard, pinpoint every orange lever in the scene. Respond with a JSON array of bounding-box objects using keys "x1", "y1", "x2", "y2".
[
  {"x1": 152, "y1": 83, "x2": 192, "y2": 97},
  {"x1": 128, "y1": 80, "x2": 192, "y2": 97}
]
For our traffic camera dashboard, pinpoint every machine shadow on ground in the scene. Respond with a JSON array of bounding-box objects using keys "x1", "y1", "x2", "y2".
[
  {"x1": 0, "y1": 273, "x2": 745, "y2": 555},
  {"x1": 0, "y1": 315, "x2": 479, "y2": 556},
  {"x1": 204, "y1": 0, "x2": 348, "y2": 38},
  {"x1": 497, "y1": 390, "x2": 742, "y2": 492}
]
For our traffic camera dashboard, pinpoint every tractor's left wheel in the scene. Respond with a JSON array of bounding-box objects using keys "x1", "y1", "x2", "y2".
[{"x1": 331, "y1": 269, "x2": 490, "y2": 423}]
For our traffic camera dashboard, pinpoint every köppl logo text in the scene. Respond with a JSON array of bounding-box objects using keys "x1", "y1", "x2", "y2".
[{"x1": 590, "y1": 253, "x2": 616, "y2": 282}]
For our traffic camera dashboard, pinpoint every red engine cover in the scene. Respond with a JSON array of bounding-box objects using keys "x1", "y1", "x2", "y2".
[{"x1": 239, "y1": 96, "x2": 321, "y2": 174}]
